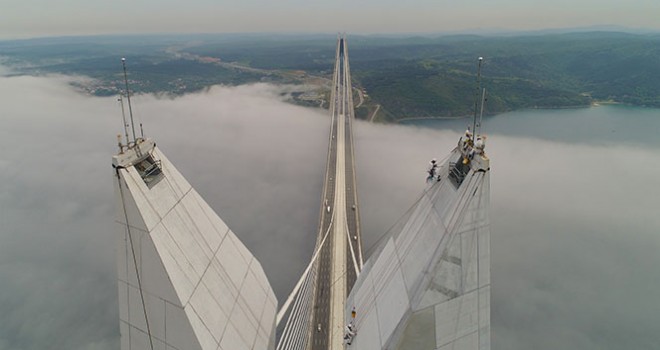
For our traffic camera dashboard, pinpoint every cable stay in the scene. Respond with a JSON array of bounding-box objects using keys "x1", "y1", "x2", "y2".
[
  {"x1": 344, "y1": 220, "x2": 360, "y2": 278},
  {"x1": 276, "y1": 210, "x2": 335, "y2": 324},
  {"x1": 276, "y1": 211, "x2": 336, "y2": 350}
]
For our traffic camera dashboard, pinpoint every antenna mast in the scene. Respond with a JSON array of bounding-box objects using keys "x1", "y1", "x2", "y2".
[
  {"x1": 472, "y1": 57, "x2": 483, "y2": 137},
  {"x1": 478, "y1": 87, "x2": 486, "y2": 135},
  {"x1": 118, "y1": 95, "x2": 130, "y2": 147},
  {"x1": 121, "y1": 58, "x2": 137, "y2": 144}
]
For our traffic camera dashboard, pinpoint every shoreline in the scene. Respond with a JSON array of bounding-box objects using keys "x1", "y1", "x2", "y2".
[{"x1": 394, "y1": 101, "x2": 647, "y2": 123}]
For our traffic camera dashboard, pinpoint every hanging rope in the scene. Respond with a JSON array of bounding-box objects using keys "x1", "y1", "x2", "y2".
[
  {"x1": 116, "y1": 168, "x2": 155, "y2": 350},
  {"x1": 362, "y1": 152, "x2": 452, "y2": 259}
]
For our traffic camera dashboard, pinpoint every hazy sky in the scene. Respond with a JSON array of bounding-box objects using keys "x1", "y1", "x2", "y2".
[
  {"x1": 2, "y1": 0, "x2": 660, "y2": 39},
  {"x1": 1, "y1": 70, "x2": 660, "y2": 349}
]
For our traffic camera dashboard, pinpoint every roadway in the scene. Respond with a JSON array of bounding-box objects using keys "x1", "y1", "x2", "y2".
[{"x1": 309, "y1": 35, "x2": 363, "y2": 350}]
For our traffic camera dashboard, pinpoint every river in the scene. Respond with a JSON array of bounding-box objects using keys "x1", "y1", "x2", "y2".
[{"x1": 404, "y1": 105, "x2": 660, "y2": 149}]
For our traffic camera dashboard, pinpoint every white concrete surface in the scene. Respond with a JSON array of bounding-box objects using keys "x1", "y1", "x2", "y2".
[
  {"x1": 344, "y1": 146, "x2": 491, "y2": 350},
  {"x1": 114, "y1": 141, "x2": 277, "y2": 350}
]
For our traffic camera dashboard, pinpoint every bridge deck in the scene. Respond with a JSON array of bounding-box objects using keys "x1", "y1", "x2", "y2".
[{"x1": 309, "y1": 35, "x2": 362, "y2": 350}]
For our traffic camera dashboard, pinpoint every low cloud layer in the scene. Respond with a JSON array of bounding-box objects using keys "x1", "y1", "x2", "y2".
[
  {"x1": 0, "y1": 75, "x2": 330, "y2": 349},
  {"x1": 1, "y1": 73, "x2": 659, "y2": 350}
]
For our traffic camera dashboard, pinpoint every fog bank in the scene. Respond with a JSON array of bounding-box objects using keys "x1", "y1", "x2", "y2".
[{"x1": 1, "y1": 73, "x2": 659, "y2": 349}]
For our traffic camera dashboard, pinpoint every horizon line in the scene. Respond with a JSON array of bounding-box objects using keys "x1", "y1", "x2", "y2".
[{"x1": 2, "y1": 25, "x2": 660, "y2": 42}]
